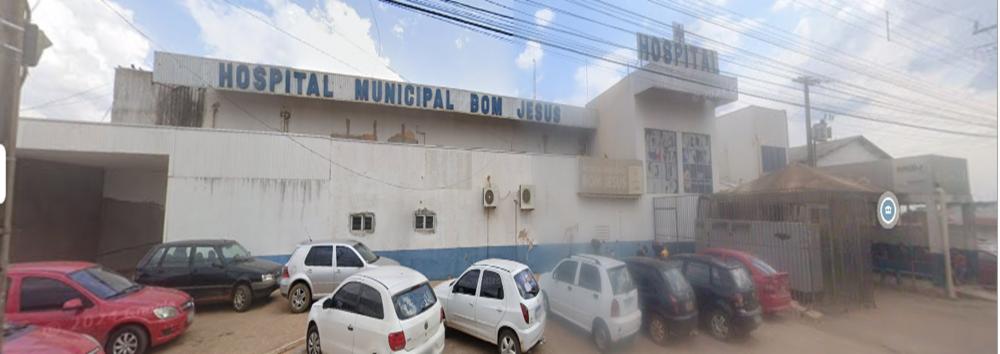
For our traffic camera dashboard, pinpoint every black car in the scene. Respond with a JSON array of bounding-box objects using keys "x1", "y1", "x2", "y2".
[
  {"x1": 135, "y1": 239, "x2": 283, "y2": 312},
  {"x1": 624, "y1": 257, "x2": 698, "y2": 345},
  {"x1": 668, "y1": 254, "x2": 762, "y2": 340}
]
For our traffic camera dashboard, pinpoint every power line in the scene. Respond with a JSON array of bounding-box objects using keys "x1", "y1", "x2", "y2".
[{"x1": 20, "y1": 82, "x2": 110, "y2": 111}]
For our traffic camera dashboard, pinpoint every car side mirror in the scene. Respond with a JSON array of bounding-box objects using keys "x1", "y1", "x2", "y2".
[{"x1": 62, "y1": 298, "x2": 84, "y2": 312}]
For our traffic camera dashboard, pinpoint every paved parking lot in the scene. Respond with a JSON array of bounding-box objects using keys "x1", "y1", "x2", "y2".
[{"x1": 155, "y1": 287, "x2": 996, "y2": 354}]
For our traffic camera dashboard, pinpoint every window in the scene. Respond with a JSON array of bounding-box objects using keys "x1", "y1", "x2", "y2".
[
  {"x1": 331, "y1": 282, "x2": 362, "y2": 313},
  {"x1": 761, "y1": 145, "x2": 787, "y2": 173},
  {"x1": 353, "y1": 242, "x2": 380, "y2": 264},
  {"x1": 711, "y1": 266, "x2": 730, "y2": 288},
  {"x1": 336, "y1": 246, "x2": 364, "y2": 268},
  {"x1": 750, "y1": 256, "x2": 778, "y2": 275},
  {"x1": 454, "y1": 270, "x2": 480, "y2": 296},
  {"x1": 662, "y1": 267, "x2": 692, "y2": 295},
  {"x1": 191, "y1": 246, "x2": 221, "y2": 267},
  {"x1": 414, "y1": 209, "x2": 436, "y2": 232},
  {"x1": 480, "y1": 271, "x2": 504, "y2": 299},
  {"x1": 645, "y1": 129, "x2": 679, "y2": 194},
  {"x1": 19, "y1": 277, "x2": 84, "y2": 312},
  {"x1": 608, "y1": 265, "x2": 635, "y2": 295},
  {"x1": 358, "y1": 285, "x2": 384, "y2": 319},
  {"x1": 141, "y1": 247, "x2": 166, "y2": 269},
  {"x1": 553, "y1": 261, "x2": 578, "y2": 284},
  {"x1": 514, "y1": 269, "x2": 540, "y2": 299},
  {"x1": 682, "y1": 132, "x2": 712, "y2": 194},
  {"x1": 161, "y1": 246, "x2": 191, "y2": 267},
  {"x1": 578, "y1": 264, "x2": 602, "y2": 292},
  {"x1": 304, "y1": 246, "x2": 333, "y2": 267},
  {"x1": 393, "y1": 282, "x2": 437, "y2": 320},
  {"x1": 350, "y1": 212, "x2": 375, "y2": 233},
  {"x1": 69, "y1": 267, "x2": 138, "y2": 300},
  {"x1": 729, "y1": 267, "x2": 754, "y2": 290},
  {"x1": 684, "y1": 261, "x2": 710, "y2": 286},
  {"x1": 219, "y1": 243, "x2": 252, "y2": 261}
]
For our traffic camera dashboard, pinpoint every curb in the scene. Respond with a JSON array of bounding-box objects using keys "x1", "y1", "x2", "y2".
[{"x1": 265, "y1": 336, "x2": 305, "y2": 354}]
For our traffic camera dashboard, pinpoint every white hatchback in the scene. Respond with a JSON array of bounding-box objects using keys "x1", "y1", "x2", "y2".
[
  {"x1": 306, "y1": 266, "x2": 444, "y2": 354},
  {"x1": 539, "y1": 254, "x2": 641, "y2": 352},
  {"x1": 434, "y1": 259, "x2": 545, "y2": 354}
]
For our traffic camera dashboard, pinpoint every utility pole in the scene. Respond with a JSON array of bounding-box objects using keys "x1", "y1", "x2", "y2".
[
  {"x1": 793, "y1": 76, "x2": 823, "y2": 167},
  {"x1": 0, "y1": 0, "x2": 27, "y2": 349},
  {"x1": 937, "y1": 186, "x2": 957, "y2": 299}
]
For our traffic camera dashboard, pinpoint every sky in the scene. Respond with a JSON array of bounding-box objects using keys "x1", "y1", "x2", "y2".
[{"x1": 17, "y1": 0, "x2": 999, "y2": 201}]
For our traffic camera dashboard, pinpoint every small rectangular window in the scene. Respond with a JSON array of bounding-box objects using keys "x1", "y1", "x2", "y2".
[
  {"x1": 305, "y1": 246, "x2": 333, "y2": 267},
  {"x1": 480, "y1": 271, "x2": 504, "y2": 299},
  {"x1": 350, "y1": 213, "x2": 375, "y2": 233},
  {"x1": 414, "y1": 209, "x2": 436, "y2": 232},
  {"x1": 578, "y1": 264, "x2": 602, "y2": 292}
]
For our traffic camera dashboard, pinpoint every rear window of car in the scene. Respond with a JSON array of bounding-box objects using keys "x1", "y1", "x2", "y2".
[
  {"x1": 750, "y1": 256, "x2": 778, "y2": 275},
  {"x1": 393, "y1": 282, "x2": 437, "y2": 320},
  {"x1": 661, "y1": 267, "x2": 692, "y2": 295},
  {"x1": 607, "y1": 265, "x2": 635, "y2": 295},
  {"x1": 730, "y1": 267, "x2": 754, "y2": 290},
  {"x1": 514, "y1": 269, "x2": 539, "y2": 299}
]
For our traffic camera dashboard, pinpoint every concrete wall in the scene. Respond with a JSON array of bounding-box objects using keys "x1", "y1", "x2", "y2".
[
  {"x1": 97, "y1": 168, "x2": 167, "y2": 274},
  {"x1": 715, "y1": 106, "x2": 789, "y2": 188},
  {"x1": 12, "y1": 159, "x2": 104, "y2": 263}
]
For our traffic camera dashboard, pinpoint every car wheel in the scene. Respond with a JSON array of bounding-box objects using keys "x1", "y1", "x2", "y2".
[
  {"x1": 307, "y1": 324, "x2": 322, "y2": 354},
  {"x1": 498, "y1": 329, "x2": 522, "y2": 354},
  {"x1": 592, "y1": 321, "x2": 612, "y2": 353},
  {"x1": 290, "y1": 283, "x2": 312, "y2": 313},
  {"x1": 708, "y1": 309, "x2": 732, "y2": 340},
  {"x1": 648, "y1": 314, "x2": 669, "y2": 346},
  {"x1": 107, "y1": 325, "x2": 148, "y2": 354},
  {"x1": 233, "y1": 283, "x2": 253, "y2": 312}
]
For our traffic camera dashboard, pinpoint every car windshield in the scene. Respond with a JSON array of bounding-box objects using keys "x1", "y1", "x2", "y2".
[
  {"x1": 69, "y1": 267, "x2": 141, "y2": 299},
  {"x1": 393, "y1": 282, "x2": 437, "y2": 320},
  {"x1": 730, "y1": 267, "x2": 754, "y2": 290},
  {"x1": 353, "y1": 242, "x2": 379, "y2": 264},
  {"x1": 607, "y1": 265, "x2": 635, "y2": 295},
  {"x1": 750, "y1": 256, "x2": 778, "y2": 275},
  {"x1": 662, "y1": 267, "x2": 692, "y2": 296},
  {"x1": 514, "y1": 269, "x2": 540, "y2": 299},
  {"x1": 220, "y1": 243, "x2": 252, "y2": 262}
]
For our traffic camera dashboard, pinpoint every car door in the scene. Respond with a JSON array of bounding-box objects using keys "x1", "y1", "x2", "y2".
[
  {"x1": 449, "y1": 269, "x2": 481, "y2": 331},
  {"x1": 575, "y1": 263, "x2": 603, "y2": 329},
  {"x1": 549, "y1": 260, "x2": 578, "y2": 318},
  {"x1": 332, "y1": 246, "x2": 365, "y2": 288},
  {"x1": 303, "y1": 245, "x2": 337, "y2": 296},
  {"x1": 318, "y1": 282, "x2": 362, "y2": 353},
  {"x1": 351, "y1": 284, "x2": 389, "y2": 354},
  {"x1": 154, "y1": 246, "x2": 195, "y2": 294},
  {"x1": 188, "y1": 245, "x2": 229, "y2": 301},
  {"x1": 7, "y1": 276, "x2": 103, "y2": 341},
  {"x1": 474, "y1": 270, "x2": 506, "y2": 340},
  {"x1": 134, "y1": 246, "x2": 166, "y2": 284},
  {"x1": 682, "y1": 260, "x2": 712, "y2": 312}
]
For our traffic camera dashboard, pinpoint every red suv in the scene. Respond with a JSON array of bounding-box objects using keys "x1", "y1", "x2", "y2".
[
  {"x1": 4, "y1": 262, "x2": 194, "y2": 354},
  {"x1": 699, "y1": 248, "x2": 792, "y2": 314}
]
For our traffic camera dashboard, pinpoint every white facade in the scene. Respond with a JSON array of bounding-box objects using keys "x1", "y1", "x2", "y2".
[{"x1": 715, "y1": 106, "x2": 789, "y2": 189}]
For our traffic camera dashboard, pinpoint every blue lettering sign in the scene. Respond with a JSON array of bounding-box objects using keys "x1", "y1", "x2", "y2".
[
  {"x1": 235, "y1": 64, "x2": 250, "y2": 90},
  {"x1": 252, "y1": 66, "x2": 266, "y2": 91},
  {"x1": 433, "y1": 88, "x2": 444, "y2": 109},
  {"x1": 372, "y1": 80, "x2": 383, "y2": 102},
  {"x1": 269, "y1": 68, "x2": 282, "y2": 92},
  {"x1": 292, "y1": 71, "x2": 306, "y2": 95},
  {"x1": 322, "y1": 75, "x2": 333, "y2": 97},
  {"x1": 490, "y1": 96, "x2": 501, "y2": 116},
  {"x1": 218, "y1": 62, "x2": 233, "y2": 88},
  {"x1": 422, "y1": 87, "x2": 432, "y2": 107},
  {"x1": 385, "y1": 82, "x2": 396, "y2": 104},
  {"x1": 355, "y1": 79, "x2": 369, "y2": 101},
  {"x1": 404, "y1": 85, "x2": 415, "y2": 106}
]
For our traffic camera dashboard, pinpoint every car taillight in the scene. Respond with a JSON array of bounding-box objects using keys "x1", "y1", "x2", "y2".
[
  {"x1": 733, "y1": 293, "x2": 744, "y2": 308},
  {"x1": 281, "y1": 266, "x2": 289, "y2": 279},
  {"x1": 520, "y1": 303, "x2": 530, "y2": 324},
  {"x1": 668, "y1": 294, "x2": 679, "y2": 313},
  {"x1": 388, "y1": 331, "x2": 406, "y2": 351},
  {"x1": 611, "y1": 299, "x2": 620, "y2": 318}
]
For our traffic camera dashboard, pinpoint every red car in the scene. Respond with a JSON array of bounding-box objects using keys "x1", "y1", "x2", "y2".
[
  {"x1": 4, "y1": 262, "x2": 194, "y2": 354},
  {"x1": 3, "y1": 323, "x2": 104, "y2": 354},
  {"x1": 699, "y1": 248, "x2": 792, "y2": 314}
]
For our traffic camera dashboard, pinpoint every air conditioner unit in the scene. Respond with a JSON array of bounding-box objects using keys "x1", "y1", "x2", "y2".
[
  {"x1": 519, "y1": 185, "x2": 535, "y2": 210},
  {"x1": 483, "y1": 187, "x2": 497, "y2": 208}
]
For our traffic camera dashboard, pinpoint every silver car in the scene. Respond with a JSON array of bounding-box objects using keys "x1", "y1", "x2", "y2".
[{"x1": 279, "y1": 239, "x2": 399, "y2": 313}]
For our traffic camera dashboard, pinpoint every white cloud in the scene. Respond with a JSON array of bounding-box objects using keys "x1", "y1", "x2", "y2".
[
  {"x1": 392, "y1": 22, "x2": 405, "y2": 37},
  {"x1": 534, "y1": 8, "x2": 554, "y2": 26},
  {"x1": 562, "y1": 48, "x2": 632, "y2": 105},
  {"x1": 454, "y1": 35, "x2": 469, "y2": 49},
  {"x1": 19, "y1": 0, "x2": 151, "y2": 121},
  {"x1": 515, "y1": 41, "x2": 543, "y2": 70},
  {"x1": 184, "y1": 0, "x2": 400, "y2": 81}
]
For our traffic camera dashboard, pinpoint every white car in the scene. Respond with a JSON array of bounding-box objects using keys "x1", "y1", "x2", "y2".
[
  {"x1": 539, "y1": 254, "x2": 641, "y2": 352},
  {"x1": 280, "y1": 239, "x2": 399, "y2": 313},
  {"x1": 306, "y1": 266, "x2": 445, "y2": 354},
  {"x1": 434, "y1": 259, "x2": 545, "y2": 354}
]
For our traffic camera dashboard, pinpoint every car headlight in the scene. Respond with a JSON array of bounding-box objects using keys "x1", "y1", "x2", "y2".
[
  {"x1": 153, "y1": 306, "x2": 179, "y2": 319},
  {"x1": 262, "y1": 273, "x2": 275, "y2": 282}
]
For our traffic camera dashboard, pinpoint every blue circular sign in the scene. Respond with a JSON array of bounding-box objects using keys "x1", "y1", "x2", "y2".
[{"x1": 878, "y1": 191, "x2": 899, "y2": 229}]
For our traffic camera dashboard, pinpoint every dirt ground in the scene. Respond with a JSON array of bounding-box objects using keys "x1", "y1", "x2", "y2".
[{"x1": 155, "y1": 287, "x2": 997, "y2": 354}]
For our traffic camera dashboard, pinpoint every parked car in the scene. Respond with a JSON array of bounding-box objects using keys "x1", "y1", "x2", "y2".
[
  {"x1": 280, "y1": 240, "x2": 399, "y2": 313},
  {"x1": 622, "y1": 257, "x2": 697, "y2": 345},
  {"x1": 306, "y1": 266, "x2": 444, "y2": 354},
  {"x1": 5, "y1": 262, "x2": 193, "y2": 354},
  {"x1": 134, "y1": 239, "x2": 282, "y2": 312},
  {"x1": 978, "y1": 250, "x2": 997, "y2": 288},
  {"x1": 434, "y1": 259, "x2": 545, "y2": 354},
  {"x1": 668, "y1": 254, "x2": 762, "y2": 340},
  {"x1": 698, "y1": 248, "x2": 792, "y2": 314},
  {"x1": 3, "y1": 323, "x2": 104, "y2": 354},
  {"x1": 539, "y1": 254, "x2": 640, "y2": 352}
]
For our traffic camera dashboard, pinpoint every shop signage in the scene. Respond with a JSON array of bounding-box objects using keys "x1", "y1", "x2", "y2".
[
  {"x1": 579, "y1": 157, "x2": 644, "y2": 197},
  {"x1": 636, "y1": 32, "x2": 719, "y2": 74}
]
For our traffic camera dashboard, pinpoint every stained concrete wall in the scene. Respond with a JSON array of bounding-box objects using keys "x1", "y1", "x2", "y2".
[
  {"x1": 12, "y1": 159, "x2": 104, "y2": 263},
  {"x1": 97, "y1": 168, "x2": 167, "y2": 274}
]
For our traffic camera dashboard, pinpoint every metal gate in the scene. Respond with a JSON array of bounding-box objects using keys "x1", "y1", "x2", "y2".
[{"x1": 653, "y1": 195, "x2": 699, "y2": 243}]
